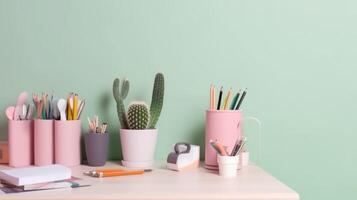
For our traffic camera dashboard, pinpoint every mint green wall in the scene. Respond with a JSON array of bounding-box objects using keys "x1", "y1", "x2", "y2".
[{"x1": 0, "y1": 0, "x2": 356, "y2": 199}]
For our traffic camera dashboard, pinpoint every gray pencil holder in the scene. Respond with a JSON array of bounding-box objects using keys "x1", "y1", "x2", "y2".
[{"x1": 85, "y1": 132, "x2": 109, "y2": 166}]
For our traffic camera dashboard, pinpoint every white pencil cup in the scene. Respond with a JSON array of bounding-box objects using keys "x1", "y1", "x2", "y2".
[
  {"x1": 217, "y1": 155, "x2": 239, "y2": 177},
  {"x1": 240, "y1": 152, "x2": 249, "y2": 166}
]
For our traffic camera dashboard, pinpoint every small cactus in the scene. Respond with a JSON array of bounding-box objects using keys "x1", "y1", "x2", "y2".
[
  {"x1": 113, "y1": 78, "x2": 130, "y2": 129},
  {"x1": 127, "y1": 102, "x2": 150, "y2": 130},
  {"x1": 148, "y1": 73, "x2": 164, "y2": 129}
]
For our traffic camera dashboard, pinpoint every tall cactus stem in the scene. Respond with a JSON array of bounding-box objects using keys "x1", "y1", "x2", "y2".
[
  {"x1": 113, "y1": 78, "x2": 130, "y2": 129},
  {"x1": 148, "y1": 73, "x2": 164, "y2": 129}
]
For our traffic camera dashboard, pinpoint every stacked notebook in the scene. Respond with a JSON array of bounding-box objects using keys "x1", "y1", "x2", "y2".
[{"x1": 0, "y1": 165, "x2": 89, "y2": 194}]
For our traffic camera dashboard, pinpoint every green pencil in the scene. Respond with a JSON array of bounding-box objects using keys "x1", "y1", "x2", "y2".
[
  {"x1": 230, "y1": 90, "x2": 241, "y2": 110},
  {"x1": 235, "y1": 88, "x2": 247, "y2": 110}
]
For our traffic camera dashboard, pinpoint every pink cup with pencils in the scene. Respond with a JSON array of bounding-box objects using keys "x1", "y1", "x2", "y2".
[
  {"x1": 54, "y1": 92, "x2": 85, "y2": 166},
  {"x1": 6, "y1": 92, "x2": 34, "y2": 167},
  {"x1": 205, "y1": 85, "x2": 248, "y2": 169}
]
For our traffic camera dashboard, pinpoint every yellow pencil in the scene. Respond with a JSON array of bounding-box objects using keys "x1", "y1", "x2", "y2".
[
  {"x1": 73, "y1": 94, "x2": 78, "y2": 120},
  {"x1": 67, "y1": 95, "x2": 73, "y2": 120},
  {"x1": 223, "y1": 88, "x2": 232, "y2": 110}
]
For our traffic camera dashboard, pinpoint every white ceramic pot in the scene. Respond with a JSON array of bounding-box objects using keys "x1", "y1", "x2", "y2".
[
  {"x1": 120, "y1": 129, "x2": 158, "y2": 169},
  {"x1": 217, "y1": 155, "x2": 239, "y2": 177},
  {"x1": 240, "y1": 151, "x2": 249, "y2": 166}
]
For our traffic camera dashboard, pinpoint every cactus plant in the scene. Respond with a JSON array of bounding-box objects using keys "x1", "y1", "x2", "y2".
[
  {"x1": 127, "y1": 102, "x2": 150, "y2": 129},
  {"x1": 148, "y1": 73, "x2": 165, "y2": 129},
  {"x1": 113, "y1": 73, "x2": 164, "y2": 130},
  {"x1": 113, "y1": 78, "x2": 130, "y2": 129}
]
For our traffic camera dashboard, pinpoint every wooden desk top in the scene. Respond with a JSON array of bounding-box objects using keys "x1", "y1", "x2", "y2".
[{"x1": 0, "y1": 162, "x2": 299, "y2": 200}]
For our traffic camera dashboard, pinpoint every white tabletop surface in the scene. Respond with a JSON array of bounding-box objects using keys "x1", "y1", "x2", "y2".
[{"x1": 0, "y1": 162, "x2": 299, "y2": 200}]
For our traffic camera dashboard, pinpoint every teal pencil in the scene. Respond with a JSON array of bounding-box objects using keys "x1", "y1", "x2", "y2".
[
  {"x1": 235, "y1": 88, "x2": 247, "y2": 110},
  {"x1": 230, "y1": 90, "x2": 241, "y2": 110}
]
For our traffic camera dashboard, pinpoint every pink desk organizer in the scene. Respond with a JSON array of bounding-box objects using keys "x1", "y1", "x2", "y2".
[
  {"x1": 8, "y1": 120, "x2": 34, "y2": 167},
  {"x1": 54, "y1": 120, "x2": 81, "y2": 166},
  {"x1": 205, "y1": 110, "x2": 242, "y2": 168},
  {"x1": 34, "y1": 120, "x2": 54, "y2": 166}
]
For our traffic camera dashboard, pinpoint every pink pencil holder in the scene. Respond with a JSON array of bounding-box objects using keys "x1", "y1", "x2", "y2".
[
  {"x1": 8, "y1": 120, "x2": 34, "y2": 167},
  {"x1": 34, "y1": 120, "x2": 54, "y2": 166},
  {"x1": 205, "y1": 110, "x2": 242, "y2": 168},
  {"x1": 54, "y1": 120, "x2": 81, "y2": 166}
]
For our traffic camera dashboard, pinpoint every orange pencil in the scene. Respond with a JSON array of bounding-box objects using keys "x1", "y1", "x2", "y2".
[{"x1": 84, "y1": 169, "x2": 151, "y2": 178}]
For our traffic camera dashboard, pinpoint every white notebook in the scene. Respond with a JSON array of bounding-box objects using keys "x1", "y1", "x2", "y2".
[{"x1": 0, "y1": 165, "x2": 71, "y2": 186}]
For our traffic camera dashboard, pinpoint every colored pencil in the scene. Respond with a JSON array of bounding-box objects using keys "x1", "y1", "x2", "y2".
[
  {"x1": 230, "y1": 90, "x2": 241, "y2": 110},
  {"x1": 73, "y1": 94, "x2": 78, "y2": 120},
  {"x1": 210, "y1": 85, "x2": 215, "y2": 110},
  {"x1": 77, "y1": 100, "x2": 85, "y2": 120},
  {"x1": 223, "y1": 87, "x2": 232, "y2": 110},
  {"x1": 67, "y1": 94, "x2": 73, "y2": 120},
  {"x1": 235, "y1": 88, "x2": 247, "y2": 110},
  {"x1": 234, "y1": 141, "x2": 246, "y2": 156},
  {"x1": 216, "y1": 87, "x2": 223, "y2": 110}
]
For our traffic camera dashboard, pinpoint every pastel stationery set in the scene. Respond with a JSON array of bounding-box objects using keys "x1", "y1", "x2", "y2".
[{"x1": 5, "y1": 92, "x2": 85, "y2": 168}]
